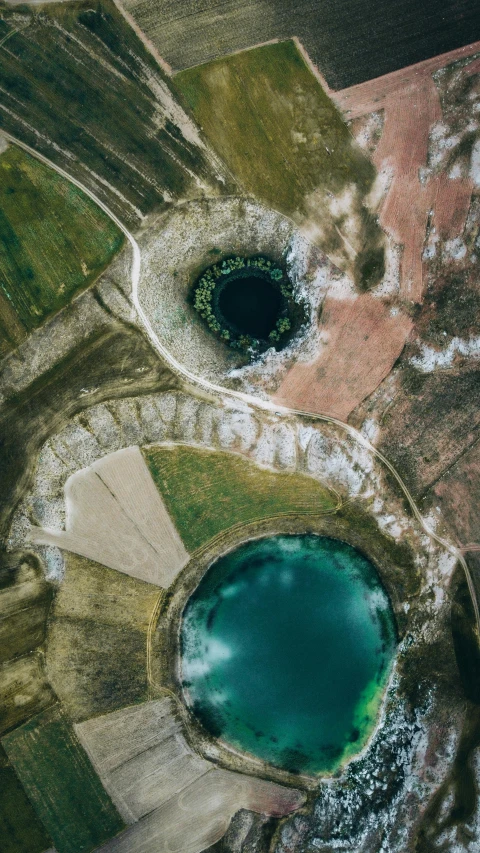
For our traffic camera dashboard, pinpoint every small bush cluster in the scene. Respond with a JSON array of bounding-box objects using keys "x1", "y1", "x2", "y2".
[{"x1": 193, "y1": 255, "x2": 294, "y2": 353}]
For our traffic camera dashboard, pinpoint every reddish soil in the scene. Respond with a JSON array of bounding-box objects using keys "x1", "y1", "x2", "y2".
[
  {"x1": 330, "y1": 42, "x2": 480, "y2": 304},
  {"x1": 431, "y1": 173, "x2": 474, "y2": 239},
  {"x1": 274, "y1": 293, "x2": 412, "y2": 419},
  {"x1": 275, "y1": 42, "x2": 479, "y2": 419}
]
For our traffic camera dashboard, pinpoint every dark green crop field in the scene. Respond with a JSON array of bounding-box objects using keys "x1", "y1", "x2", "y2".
[
  {"x1": 0, "y1": 746, "x2": 52, "y2": 853},
  {"x1": 2, "y1": 705, "x2": 124, "y2": 853},
  {"x1": 0, "y1": 0, "x2": 231, "y2": 227},
  {"x1": 0, "y1": 145, "x2": 123, "y2": 352}
]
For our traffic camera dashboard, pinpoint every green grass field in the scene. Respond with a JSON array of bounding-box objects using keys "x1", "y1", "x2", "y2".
[
  {"x1": 143, "y1": 444, "x2": 338, "y2": 552},
  {"x1": 0, "y1": 145, "x2": 123, "y2": 351},
  {"x1": 2, "y1": 705, "x2": 124, "y2": 853},
  {"x1": 174, "y1": 41, "x2": 385, "y2": 289}
]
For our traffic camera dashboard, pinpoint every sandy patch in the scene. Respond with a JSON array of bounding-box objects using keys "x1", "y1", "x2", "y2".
[{"x1": 30, "y1": 447, "x2": 188, "y2": 587}]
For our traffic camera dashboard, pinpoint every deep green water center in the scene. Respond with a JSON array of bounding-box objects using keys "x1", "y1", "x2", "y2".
[{"x1": 181, "y1": 535, "x2": 396, "y2": 775}]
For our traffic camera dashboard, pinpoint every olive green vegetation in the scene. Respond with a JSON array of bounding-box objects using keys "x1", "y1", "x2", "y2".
[
  {"x1": 47, "y1": 553, "x2": 162, "y2": 721},
  {"x1": 0, "y1": 0, "x2": 230, "y2": 228},
  {"x1": 0, "y1": 551, "x2": 53, "y2": 667},
  {"x1": 0, "y1": 552, "x2": 56, "y2": 738},
  {"x1": 0, "y1": 654, "x2": 55, "y2": 737},
  {"x1": 174, "y1": 40, "x2": 385, "y2": 290},
  {"x1": 2, "y1": 705, "x2": 124, "y2": 853},
  {"x1": 142, "y1": 444, "x2": 338, "y2": 552},
  {"x1": 0, "y1": 745, "x2": 52, "y2": 853},
  {"x1": 0, "y1": 145, "x2": 123, "y2": 354}
]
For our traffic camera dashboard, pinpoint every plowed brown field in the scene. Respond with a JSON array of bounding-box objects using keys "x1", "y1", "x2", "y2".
[
  {"x1": 276, "y1": 41, "x2": 479, "y2": 418},
  {"x1": 331, "y1": 41, "x2": 480, "y2": 304},
  {"x1": 275, "y1": 294, "x2": 412, "y2": 419}
]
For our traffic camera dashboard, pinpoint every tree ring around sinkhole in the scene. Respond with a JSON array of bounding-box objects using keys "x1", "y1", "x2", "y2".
[{"x1": 192, "y1": 256, "x2": 302, "y2": 355}]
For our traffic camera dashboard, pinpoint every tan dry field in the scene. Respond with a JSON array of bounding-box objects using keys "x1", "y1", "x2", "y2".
[
  {"x1": 75, "y1": 699, "x2": 209, "y2": 824},
  {"x1": 78, "y1": 699, "x2": 304, "y2": 853},
  {"x1": 95, "y1": 768, "x2": 303, "y2": 853},
  {"x1": 31, "y1": 447, "x2": 188, "y2": 587},
  {"x1": 275, "y1": 293, "x2": 413, "y2": 419},
  {"x1": 275, "y1": 41, "x2": 479, "y2": 419}
]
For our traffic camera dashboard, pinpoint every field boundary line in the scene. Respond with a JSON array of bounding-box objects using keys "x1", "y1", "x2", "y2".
[{"x1": 5, "y1": 130, "x2": 478, "y2": 637}]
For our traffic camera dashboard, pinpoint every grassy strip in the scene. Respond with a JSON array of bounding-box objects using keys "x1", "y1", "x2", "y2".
[
  {"x1": 0, "y1": 145, "x2": 123, "y2": 341},
  {"x1": 174, "y1": 40, "x2": 384, "y2": 289},
  {"x1": 0, "y1": 745, "x2": 52, "y2": 853},
  {"x1": 2, "y1": 705, "x2": 124, "y2": 853},
  {"x1": 142, "y1": 444, "x2": 338, "y2": 552}
]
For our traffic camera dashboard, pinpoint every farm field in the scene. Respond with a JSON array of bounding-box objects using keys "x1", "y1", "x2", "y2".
[
  {"x1": 0, "y1": 0, "x2": 231, "y2": 227},
  {"x1": 0, "y1": 1, "x2": 479, "y2": 850},
  {"x1": 0, "y1": 552, "x2": 52, "y2": 665},
  {"x1": 174, "y1": 40, "x2": 385, "y2": 290},
  {"x1": 0, "y1": 144, "x2": 123, "y2": 354},
  {"x1": 143, "y1": 444, "x2": 338, "y2": 552},
  {"x1": 2, "y1": 704, "x2": 125, "y2": 853},
  {"x1": 0, "y1": 745, "x2": 52, "y2": 853},
  {"x1": 47, "y1": 553, "x2": 162, "y2": 721},
  {"x1": 33, "y1": 446, "x2": 189, "y2": 587},
  {"x1": 119, "y1": 0, "x2": 480, "y2": 89},
  {"x1": 331, "y1": 44, "x2": 479, "y2": 303},
  {"x1": 275, "y1": 292, "x2": 413, "y2": 419}
]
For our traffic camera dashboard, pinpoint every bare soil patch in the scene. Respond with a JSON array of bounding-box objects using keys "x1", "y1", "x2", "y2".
[{"x1": 274, "y1": 293, "x2": 412, "y2": 419}]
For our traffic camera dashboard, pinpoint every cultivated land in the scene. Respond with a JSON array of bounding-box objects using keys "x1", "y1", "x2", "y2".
[
  {"x1": 174, "y1": 40, "x2": 386, "y2": 290},
  {"x1": 0, "y1": 744, "x2": 52, "y2": 853},
  {"x1": 0, "y1": 144, "x2": 123, "y2": 355},
  {"x1": 275, "y1": 292, "x2": 413, "y2": 419},
  {"x1": 46, "y1": 552, "x2": 162, "y2": 721},
  {"x1": 331, "y1": 43, "x2": 480, "y2": 303},
  {"x1": 0, "y1": 6, "x2": 479, "y2": 853},
  {"x1": 34, "y1": 446, "x2": 189, "y2": 586},
  {"x1": 118, "y1": 0, "x2": 480, "y2": 89},
  {"x1": 2, "y1": 705, "x2": 124, "y2": 853},
  {"x1": 274, "y1": 44, "x2": 480, "y2": 419},
  {"x1": 0, "y1": 0, "x2": 232, "y2": 226},
  {"x1": 143, "y1": 444, "x2": 338, "y2": 552}
]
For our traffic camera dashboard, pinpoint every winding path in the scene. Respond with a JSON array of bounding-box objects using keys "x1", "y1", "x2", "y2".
[{"x1": 4, "y1": 130, "x2": 478, "y2": 636}]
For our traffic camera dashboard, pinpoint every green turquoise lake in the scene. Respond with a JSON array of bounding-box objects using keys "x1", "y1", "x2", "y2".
[{"x1": 180, "y1": 535, "x2": 396, "y2": 775}]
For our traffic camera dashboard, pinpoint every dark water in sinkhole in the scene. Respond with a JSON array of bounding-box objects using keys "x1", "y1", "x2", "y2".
[
  {"x1": 181, "y1": 535, "x2": 396, "y2": 775},
  {"x1": 217, "y1": 273, "x2": 281, "y2": 339}
]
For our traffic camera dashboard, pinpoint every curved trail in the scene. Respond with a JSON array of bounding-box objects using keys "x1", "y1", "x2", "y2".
[{"x1": 5, "y1": 131, "x2": 479, "y2": 635}]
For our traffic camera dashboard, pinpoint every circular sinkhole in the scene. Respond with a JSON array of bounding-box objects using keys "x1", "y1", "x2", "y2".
[
  {"x1": 217, "y1": 270, "x2": 282, "y2": 339},
  {"x1": 180, "y1": 535, "x2": 396, "y2": 776},
  {"x1": 192, "y1": 256, "x2": 303, "y2": 354}
]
